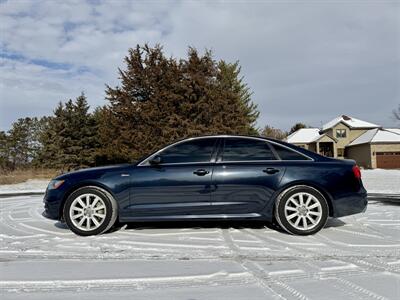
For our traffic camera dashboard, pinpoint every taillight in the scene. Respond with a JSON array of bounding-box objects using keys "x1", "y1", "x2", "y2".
[{"x1": 352, "y1": 165, "x2": 361, "y2": 179}]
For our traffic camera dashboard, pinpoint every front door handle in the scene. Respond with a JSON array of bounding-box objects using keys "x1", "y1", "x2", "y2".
[
  {"x1": 263, "y1": 168, "x2": 279, "y2": 174},
  {"x1": 193, "y1": 169, "x2": 210, "y2": 176}
]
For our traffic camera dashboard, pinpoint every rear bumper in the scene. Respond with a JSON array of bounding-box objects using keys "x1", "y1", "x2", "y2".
[{"x1": 332, "y1": 186, "x2": 368, "y2": 218}]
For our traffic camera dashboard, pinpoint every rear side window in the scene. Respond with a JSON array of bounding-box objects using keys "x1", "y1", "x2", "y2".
[
  {"x1": 222, "y1": 138, "x2": 276, "y2": 161},
  {"x1": 158, "y1": 138, "x2": 216, "y2": 164},
  {"x1": 271, "y1": 143, "x2": 309, "y2": 160}
]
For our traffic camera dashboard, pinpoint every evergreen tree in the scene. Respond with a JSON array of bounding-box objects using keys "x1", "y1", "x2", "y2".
[
  {"x1": 37, "y1": 93, "x2": 99, "y2": 170},
  {"x1": 6, "y1": 117, "x2": 43, "y2": 169},
  {"x1": 100, "y1": 44, "x2": 260, "y2": 162},
  {"x1": 289, "y1": 122, "x2": 307, "y2": 134},
  {"x1": 0, "y1": 131, "x2": 9, "y2": 170}
]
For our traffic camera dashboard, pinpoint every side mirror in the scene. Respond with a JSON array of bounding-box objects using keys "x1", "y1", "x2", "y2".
[{"x1": 149, "y1": 155, "x2": 162, "y2": 165}]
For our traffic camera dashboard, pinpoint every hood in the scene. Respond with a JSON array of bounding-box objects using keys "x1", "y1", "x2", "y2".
[{"x1": 55, "y1": 164, "x2": 132, "y2": 179}]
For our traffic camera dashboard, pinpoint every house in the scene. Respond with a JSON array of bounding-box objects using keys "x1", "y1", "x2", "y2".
[{"x1": 286, "y1": 115, "x2": 400, "y2": 169}]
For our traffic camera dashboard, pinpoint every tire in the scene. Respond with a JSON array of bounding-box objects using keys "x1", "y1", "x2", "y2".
[
  {"x1": 275, "y1": 185, "x2": 328, "y2": 235},
  {"x1": 63, "y1": 186, "x2": 118, "y2": 236}
]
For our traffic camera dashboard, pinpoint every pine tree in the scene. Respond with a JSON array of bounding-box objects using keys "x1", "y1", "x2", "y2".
[
  {"x1": 99, "y1": 44, "x2": 260, "y2": 162},
  {"x1": 289, "y1": 123, "x2": 307, "y2": 135}
]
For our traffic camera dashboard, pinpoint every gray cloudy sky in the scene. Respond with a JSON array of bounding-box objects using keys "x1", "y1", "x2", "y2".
[{"x1": 0, "y1": 0, "x2": 399, "y2": 131}]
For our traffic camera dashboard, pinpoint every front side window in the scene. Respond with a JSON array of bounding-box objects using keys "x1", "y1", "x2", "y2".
[
  {"x1": 336, "y1": 129, "x2": 346, "y2": 138},
  {"x1": 222, "y1": 138, "x2": 276, "y2": 161},
  {"x1": 271, "y1": 143, "x2": 310, "y2": 160},
  {"x1": 157, "y1": 138, "x2": 216, "y2": 164}
]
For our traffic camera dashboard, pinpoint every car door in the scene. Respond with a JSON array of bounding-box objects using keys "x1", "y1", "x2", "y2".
[
  {"x1": 211, "y1": 137, "x2": 286, "y2": 215},
  {"x1": 127, "y1": 137, "x2": 219, "y2": 218}
]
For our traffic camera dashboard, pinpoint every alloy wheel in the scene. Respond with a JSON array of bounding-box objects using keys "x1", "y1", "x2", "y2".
[{"x1": 69, "y1": 193, "x2": 107, "y2": 231}]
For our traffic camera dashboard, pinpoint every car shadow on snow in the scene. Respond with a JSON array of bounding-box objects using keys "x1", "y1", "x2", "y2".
[
  {"x1": 51, "y1": 217, "x2": 346, "y2": 234},
  {"x1": 108, "y1": 217, "x2": 346, "y2": 234}
]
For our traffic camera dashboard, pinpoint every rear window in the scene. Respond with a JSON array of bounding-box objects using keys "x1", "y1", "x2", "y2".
[
  {"x1": 271, "y1": 144, "x2": 310, "y2": 160},
  {"x1": 222, "y1": 138, "x2": 276, "y2": 161}
]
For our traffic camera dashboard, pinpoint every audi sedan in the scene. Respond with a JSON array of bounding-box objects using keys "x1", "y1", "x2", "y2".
[{"x1": 43, "y1": 135, "x2": 367, "y2": 236}]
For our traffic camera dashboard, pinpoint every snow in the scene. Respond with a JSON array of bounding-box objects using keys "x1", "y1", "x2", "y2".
[
  {"x1": 285, "y1": 128, "x2": 321, "y2": 143},
  {"x1": 348, "y1": 128, "x2": 400, "y2": 146},
  {"x1": 0, "y1": 179, "x2": 48, "y2": 195},
  {"x1": 321, "y1": 115, "x2": 380, "y2": 131},
  {"x1": 0, "y1": 194, "x2": 399, "y2": 299},
  {"x1": 361, "y1": 169, "x2": 400, "y2": 194}
]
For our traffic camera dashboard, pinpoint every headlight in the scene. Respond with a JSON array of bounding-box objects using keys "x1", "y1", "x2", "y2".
[{"x1": 47, "y1": 179, "x2": 65, "y2": 190}]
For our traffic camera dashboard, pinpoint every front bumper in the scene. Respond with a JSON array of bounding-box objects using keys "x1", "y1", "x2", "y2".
[
  {"x1": 43, "y1": 188, "x2": 64, "y2": 220},
  {"x1": 332, "y1": 186, "x2": 368, "y2": 218}
]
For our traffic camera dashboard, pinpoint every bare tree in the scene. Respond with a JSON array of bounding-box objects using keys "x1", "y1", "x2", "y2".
[{"x1": 393, "y1": 104, "x2": 400, "y2": 122}]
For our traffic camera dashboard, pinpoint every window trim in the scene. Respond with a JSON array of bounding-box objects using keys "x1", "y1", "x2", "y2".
[{"x1": 138, "y1": 136, "x2": 314, "y2": 166}]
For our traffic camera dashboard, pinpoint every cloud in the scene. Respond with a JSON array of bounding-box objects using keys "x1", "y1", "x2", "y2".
[{"x1": 0, "y1": 0, "x2": 399, "y2": 131}]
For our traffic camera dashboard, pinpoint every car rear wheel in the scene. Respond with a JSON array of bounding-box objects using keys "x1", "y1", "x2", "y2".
[
  {"x1": 275, "y1": 185, "x2": 328, "y2": 235},
  {"x1": 64, "y1": 186, "x2": 118, "y2": 236}
]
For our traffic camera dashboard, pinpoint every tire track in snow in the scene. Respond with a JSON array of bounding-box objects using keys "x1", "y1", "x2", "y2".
[{"x1": 221, "y1": 228, "x2": 308, "y2": 300}]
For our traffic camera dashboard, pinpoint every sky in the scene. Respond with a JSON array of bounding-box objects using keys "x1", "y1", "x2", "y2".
[{"x1": 0, "y1": 0, "x2": 399, "y2": 131}]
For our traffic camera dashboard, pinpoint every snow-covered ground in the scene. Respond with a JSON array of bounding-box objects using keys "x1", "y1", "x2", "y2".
[
  {"x1": 0, "y1": 169, "x2": 399, "y2": 299},
  {"x1": 1, "y1": 194, "x2": 399, "y2": 299},
  {"x1": 0, "y1": 169, "x2": 398, "y2": 195},
  {"x1": 0, "y1": 179, "x2": 48, "y2": 195},
  {"x1": 361, "y1": 169, "x2": 400, "y2": 194}
]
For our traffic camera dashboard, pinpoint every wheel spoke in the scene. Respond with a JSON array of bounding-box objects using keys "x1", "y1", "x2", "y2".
[
  {"x1": 94, "y1": 205, "x2": 105, "y2": 211},
  {"x1": 91, "y1": 217, "x2": 100, "y2": 227},
  {"x1": 86, "y1": 217, "x2": 91, "y2": 230},
  {"x1": 72, "y1": 207, "x2": 83, "y2": 212},
  {"x1": 72, "y1": 213, "x2": 83, "y2": 220},
  {"x1": 77, "y1": 197, "x2": 86, "y2": 208},
  {"x1": 287, "y1": 213, "x2": 298, "y2": 221},
  {"x1": 308, "y1": 203, "x2": 320, "y2": 210},
  {"x1": 305, "y1": 195, "x2": 312, "y2": 206},
  {"x1": 307, "y1": 215, "x2": 317, "y2": 224},
  {"x1": 286, "y1": 206, "x2": 297, "y2": 212},
  {"x1": 93, "y1": 212, "x2": 106, "y2": 219},
  {"x1": 302, "y1": 216, "x2": 307, "y2": 229},
  {"x1": 299, "y1": 194, "x2": 304, "y2": 206},
  {"x1": 308, "y1": 211, "x2": 321, "y2": 216},
  {"x1": 294, "y1": 216, "x2": 301, "y2": 227},
  {"x1": 289, "y1": 197, "x2": 300, "y2": 207},
  {"x1": 92, "y1": 197, "x2": 100, "y2": 208},
  {"x1": 77, "y1": 217, "x2": 85, "y2": 227}
]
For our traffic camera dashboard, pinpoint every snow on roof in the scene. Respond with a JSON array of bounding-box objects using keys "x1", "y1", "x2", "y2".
[
  {"x1": 386, "y1": 128, "x2": 400, "y2": 135},
  {"x1": 321, "y1": 115, "x2": 380, "y2": 131},
  {"x1": 286, "y1": 128, "x2": 321, "y2": 143},
  {"x1": 348, "y1": 128, "x2": 400, "y2": 146}
]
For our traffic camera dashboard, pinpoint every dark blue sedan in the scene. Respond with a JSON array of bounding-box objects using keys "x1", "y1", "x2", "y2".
[{"x1": 43, "y1": 135, "x2": 367, "y2": 236}]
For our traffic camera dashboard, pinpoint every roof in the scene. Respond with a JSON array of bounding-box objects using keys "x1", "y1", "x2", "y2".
[
  {"x1": 348, "y1": 128, "x2": 400, "y2": 146},
  {"x1": 321, "y1": 115, "x2": 380, "y2": 131},
  {"x1": 286, "y1": 128, "x2": 321, "y2": 143}
]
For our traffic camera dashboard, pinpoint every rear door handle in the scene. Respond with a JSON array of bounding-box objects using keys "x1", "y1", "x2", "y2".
[
  {"x1": 263, "y1": 168, "x2": 279, "y2": 174},
  {"x1": 193, "y1": 169, "x2": 210, "y2": 176}
]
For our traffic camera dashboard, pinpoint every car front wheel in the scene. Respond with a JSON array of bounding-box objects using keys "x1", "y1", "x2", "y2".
[
  {"x1": 275, "y1": 185, "x2": 328, "y2": 235},
  {"x1": 63, "y1": 186, "x2": 118, "y2": 236}
]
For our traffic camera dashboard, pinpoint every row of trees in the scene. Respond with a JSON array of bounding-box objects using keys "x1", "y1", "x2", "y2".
[{"x1": 0, "y1": 44, "x2": 306, "y2": 172}]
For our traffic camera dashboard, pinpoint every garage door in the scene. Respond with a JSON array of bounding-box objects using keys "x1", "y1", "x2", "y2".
[{"x1": 376, "y1": 152, "x2": 400, "y2": 169}]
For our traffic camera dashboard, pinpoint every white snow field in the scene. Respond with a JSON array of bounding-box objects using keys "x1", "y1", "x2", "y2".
[{"x1": 1, "y1": 194, "x2": 399, "y2": 299}]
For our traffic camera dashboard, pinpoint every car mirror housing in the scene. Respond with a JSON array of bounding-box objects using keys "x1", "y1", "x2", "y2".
[{"x1": 149, "y1": 155, "x2": 162, "y2": 165}]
